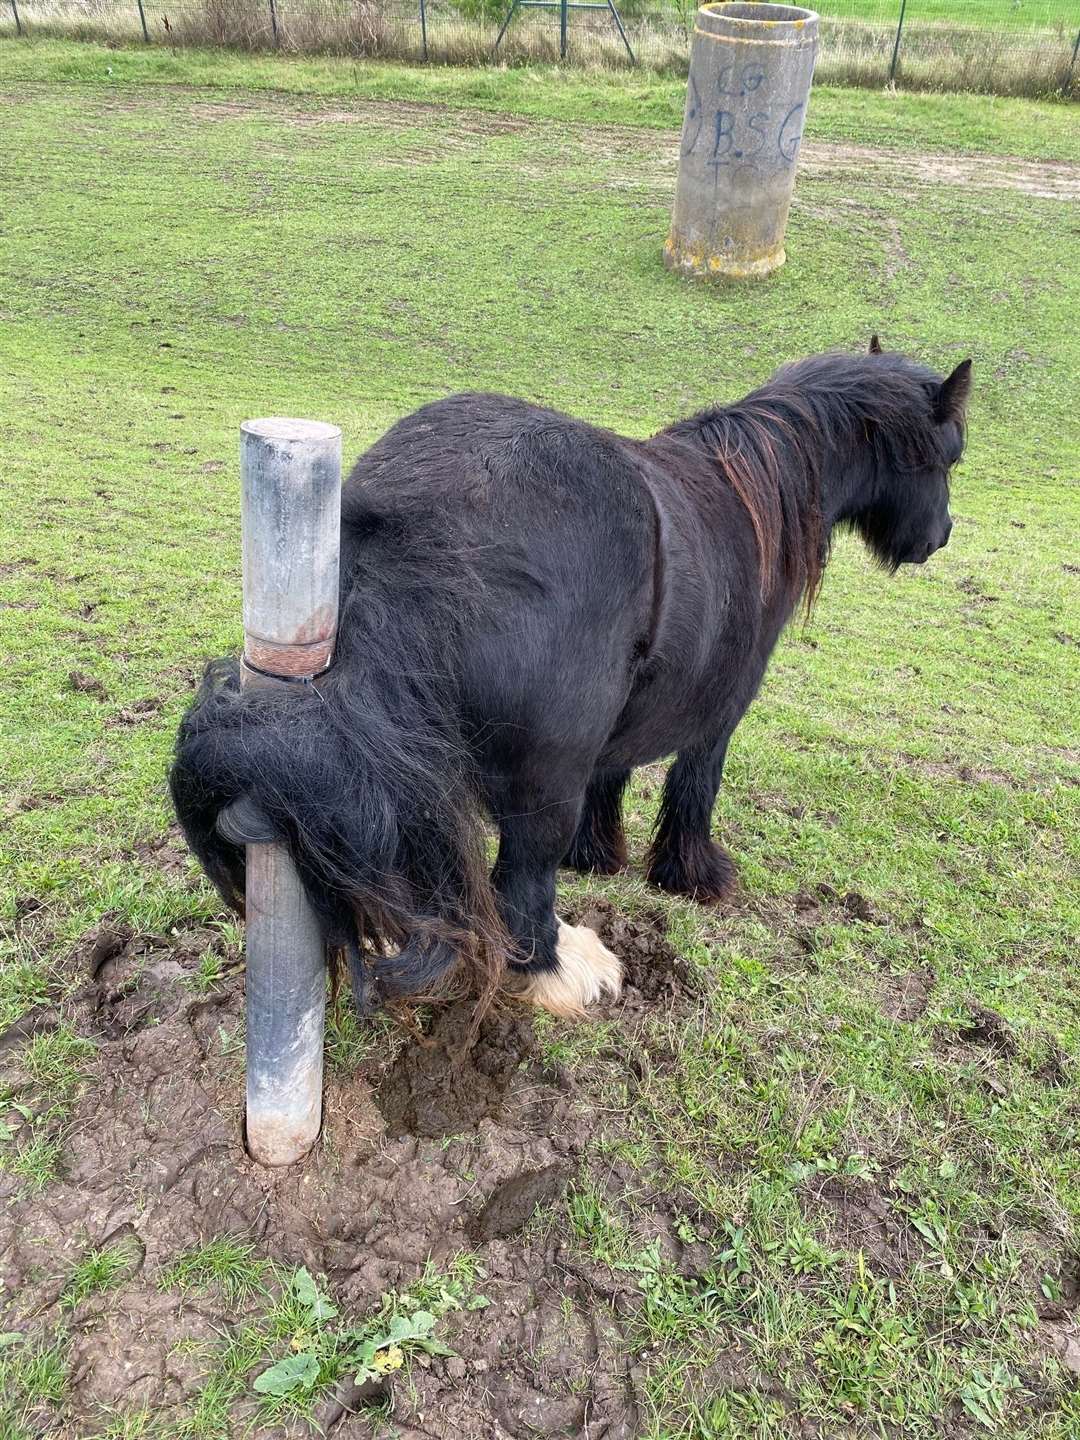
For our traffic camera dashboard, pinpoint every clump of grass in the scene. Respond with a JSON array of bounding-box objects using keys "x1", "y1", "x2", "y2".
[
  {"x1": 3, "y1": 1125, "x2": 65, "y2": 1192},
  {"x1": 0, "y1": 1026, "x2": 96, "y2": 1192},
  {"x1": 0, "y1": 1333, "x2": 69, "y2": 1436},
  {"x1": 0, "y1": 937, "x2": 54, "y2": 1030},
  {"x1": 93, "y1": 1407, "x2": 155, "y2": 1439},
  {"x1": 160, "y1": 1237, "x2": 270, "y2": 1310},
  {"x1": 567, "y1": 1181, "x2": 637, "y2": 1266},
  {"x1": 21, "y1": 1026, "x2": 96, "y2": 1098},
  {"x1": 61, "y1": 1240, "x2": 137, "y2": 1309},
  {"x1": 187, "y1": 948, "x2": 226, "y2": 994},
  {"x1": 324, "y1": 993, "x2": 386, "y2": 1074}
]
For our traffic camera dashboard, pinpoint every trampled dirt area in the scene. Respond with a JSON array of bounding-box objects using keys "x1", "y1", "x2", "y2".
[{"x1": 0, "y1": 900, "x2": 713, "y2": 1437}]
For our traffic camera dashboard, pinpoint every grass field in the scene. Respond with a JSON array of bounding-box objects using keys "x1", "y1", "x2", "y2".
[
  {"x1": 0, "y1": 48, "x2": 1078, "y2": 1440},
  {"x1": 5, "y1": 40, "x2": 1080, "y2": 159},
  {"x1": 823, "y1": 0, "x2": 1074, "y2": 28}
]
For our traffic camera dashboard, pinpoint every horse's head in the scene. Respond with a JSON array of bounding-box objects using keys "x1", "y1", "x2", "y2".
[{"x1": 853, "y1": 340, "x2": 971, "y2": 570}]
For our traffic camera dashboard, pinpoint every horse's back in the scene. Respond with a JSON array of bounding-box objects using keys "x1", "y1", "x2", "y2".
[
  {"x1": 346, "y1": 392, "x2": 641, "y2": 518},
  {"x1": 341, "y1": 394, "x2": 658, "y2": 778}
]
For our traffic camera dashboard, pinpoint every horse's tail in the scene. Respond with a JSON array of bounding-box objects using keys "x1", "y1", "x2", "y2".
[{"x1": 168, "y1": 542, "x2": 505, "y2": 1012}]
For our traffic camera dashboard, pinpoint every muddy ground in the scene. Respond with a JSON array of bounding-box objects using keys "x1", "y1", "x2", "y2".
[
  {"x1": 0, "y1": 895, "x2": 717, "y2": 1438},
  {"x1": 3, "y1": 877, "x2": 1077, "y2": 1436}
]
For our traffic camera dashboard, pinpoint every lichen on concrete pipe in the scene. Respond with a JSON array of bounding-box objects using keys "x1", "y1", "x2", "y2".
[{"x1": 665, "y1": 2, "x2": 819, "y2": 281}]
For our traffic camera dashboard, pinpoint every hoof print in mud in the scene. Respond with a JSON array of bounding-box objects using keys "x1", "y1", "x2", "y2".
[{"x1": 469, "y1": 1163, "x2": 569, "y2": 1243}]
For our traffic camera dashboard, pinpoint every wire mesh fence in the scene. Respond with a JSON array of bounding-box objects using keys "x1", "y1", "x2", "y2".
[{"x1": 3, "y1": 0, "x2": 1078, "y2": 96}]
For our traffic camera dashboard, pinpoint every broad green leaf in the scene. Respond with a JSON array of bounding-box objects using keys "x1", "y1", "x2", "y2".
[
  {"x1": 293, "y1": 1267, "x2": 338, "y2": 1322},
  {"x1": 252, "y1": 1351, "x2": 320, "y2": 1396},
  {"x1": 959, "y1": 1390, "x2": 997, "y2": 1430}
]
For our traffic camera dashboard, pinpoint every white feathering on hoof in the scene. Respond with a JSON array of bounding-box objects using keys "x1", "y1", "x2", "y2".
[{"x1": 515, "y1": 919, "x2": 623, "y2": 1018}]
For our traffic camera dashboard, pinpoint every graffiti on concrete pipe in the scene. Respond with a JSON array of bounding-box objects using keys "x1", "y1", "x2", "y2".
[{"x1": 681, "y1": 74, "x2": 809, "y2": 172}]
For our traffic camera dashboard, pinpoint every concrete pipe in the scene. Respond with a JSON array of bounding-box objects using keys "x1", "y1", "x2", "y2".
[
  {"x1": 238, "y1": 417, "x2": 341, "y2": 1166},
  {"x1": 664, "y1": 2, "x2": 819, "y2": 280}
]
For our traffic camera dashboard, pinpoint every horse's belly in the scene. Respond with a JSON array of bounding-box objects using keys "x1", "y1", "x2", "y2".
[{"x1": 599, "y1": 666, "x2": 724, "y2": 767}]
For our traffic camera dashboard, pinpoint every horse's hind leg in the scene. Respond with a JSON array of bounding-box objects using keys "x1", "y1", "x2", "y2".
[
  {"x1": 562, "y1": 767, "x2": 631, "y2": 875},
  {"x1": 492, "y1": 771, "x2": 622, "y2": 1017},
  {"x1": 646, "y1": 735, "x2": 737, "y2": 903}
]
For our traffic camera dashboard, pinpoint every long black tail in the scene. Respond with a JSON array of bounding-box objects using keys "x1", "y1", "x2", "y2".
[{"x1": 169, "y1": 523, "x2": 504, "y2": 1012}]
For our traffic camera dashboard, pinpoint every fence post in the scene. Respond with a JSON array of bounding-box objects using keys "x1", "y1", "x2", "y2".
[
  {"x1": 606, "y1": 0, "x2": 636, "y2": 63},
  {"x1": 136, "y1": 0, "x2": 149, "y2": 41},
  {"x1": 419, "y1": 0, "x2": 429, "y2": 61},
  {"x1": 10, "y1": 0, "x2": 21, "y2": 36},
  {"x1": 232, "y1": 418, "x2": 341, "y2": 1167},
  {"x1": 1071, "y1": 27, "x2": 1080, "y2": 69},
  {"x1": 269, "y1": 0, "x2": 280, "y2": 48},
  {"x1": 888, "y1": 0, "x2": 907, "y2": 84}
]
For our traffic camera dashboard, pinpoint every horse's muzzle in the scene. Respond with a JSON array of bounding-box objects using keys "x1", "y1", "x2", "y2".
[{"x1": 908, "y1": 520, "x2": 953, "y2": 565}]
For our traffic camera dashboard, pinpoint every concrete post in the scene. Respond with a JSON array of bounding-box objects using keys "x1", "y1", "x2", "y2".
[
  {"x1": 664, "y1": 2, "x2": 819, "y2": 281},
  {"x1": 239, "y1": 418, "x2": 341, "y2": 1166}
]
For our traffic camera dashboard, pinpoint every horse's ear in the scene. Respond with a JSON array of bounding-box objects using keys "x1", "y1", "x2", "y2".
[
  {"x1": 934, "y1": 358, "x2": 973, "y2": 423},
  {"x1": 868, "y1": 334, "x2": 883, "y2": 354}
]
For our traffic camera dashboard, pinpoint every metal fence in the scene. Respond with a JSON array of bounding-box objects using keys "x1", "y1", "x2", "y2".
[{"x1": 3, "y1": 0, "x2": 1079, "y2": 96}]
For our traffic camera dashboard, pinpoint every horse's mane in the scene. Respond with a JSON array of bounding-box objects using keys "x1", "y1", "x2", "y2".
[{"x1": 662, "y1": 351, "x2": 954, "y2": 609}]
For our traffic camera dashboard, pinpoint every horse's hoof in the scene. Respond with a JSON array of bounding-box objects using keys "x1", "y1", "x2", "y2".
[
  {"x1": 511, "y1": 920, "x2": 622, "y2": 1018},
  {"x1": 646, "y1": 839, "x2": 737, "y2": 904}
]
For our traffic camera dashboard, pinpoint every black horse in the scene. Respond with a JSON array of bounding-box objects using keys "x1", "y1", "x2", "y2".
[{"x1": 171, "y1": 340, "x2": 971, "y2": 1017}]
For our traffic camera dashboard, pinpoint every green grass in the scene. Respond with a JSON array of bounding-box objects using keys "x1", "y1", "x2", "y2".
[
  {"x1": 0, "y1": 937, "x2": 54, "y2": 1031},
  {"x1": 159, "y1": 1238, "x2": 271, "y2": 1309},
  {"x1": 0, "y1": 1026, "x2": 96, "y2": 1191},
  {"x1": 0, "y1": 1334, "x2": 69, "y2": 1440},
  {"x1": 61, "y1": 1237, "x2": 141, "y2": 1309},
  {"x1": 0, "y1": 58, "x2": 1077, "y2": 1440},
  {"x1": 1, "y1": 40, "x2": 1079, "y2": 160},
  {"x1": 824, "y1": 0, "x2": 1073, "y2": 26}
]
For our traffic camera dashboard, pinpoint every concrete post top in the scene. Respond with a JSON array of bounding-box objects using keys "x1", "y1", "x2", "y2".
[
  {"x1": 697, "y1": 2, "x2": 819, "y2": 37},
  {"x1": 241, "y1": 418, "x2": 342, "y2": 445}
]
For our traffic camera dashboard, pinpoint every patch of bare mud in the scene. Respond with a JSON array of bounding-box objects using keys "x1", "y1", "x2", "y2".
[
  {"x1": 804, "y1": 1176, "x2": 924, "y2": 1278},
  {"x1": 879, "y1": 968, "x2": 935, "y2": 1023},
  {"x1": 0, "y1": 906, "x2": 693, "y2": 1437},
  {"x1": 573, "y1": 897, "x2": 695, "y2": 1012},
  {"x1": 802, "y1": 139, "x2": 1080, "y2": 202}
]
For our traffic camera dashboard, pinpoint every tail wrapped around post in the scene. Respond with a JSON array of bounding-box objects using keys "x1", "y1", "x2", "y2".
[{"x1": 169, "y1": 562, "x2": 506, "y2": 1013}]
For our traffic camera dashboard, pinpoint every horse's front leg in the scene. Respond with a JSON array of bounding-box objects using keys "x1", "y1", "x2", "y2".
[
  {"x1": 646, "y1": 733, "x2": 737, "y2": 903},
  {"x1": 493, "y1": 776, "x2": 622, "y2": 1017}
]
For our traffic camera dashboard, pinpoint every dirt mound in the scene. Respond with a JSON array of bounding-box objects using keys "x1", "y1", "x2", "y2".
[
  {"x1": 0, "y1": 907, "x2": 692, "y2": 1437},
  {"x1": 879, "y1": 968, "x2": 934, "y2": 1023},
  {"x1": 572, "y1": 898, "x2": 694, "y2": 1009},
  {"x1": 375, "y1": 1001, "x2": 546, "y2": 1138},
  {"x1": 806, "y1": 1176, "x2": 923, "y2": 1278}
]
